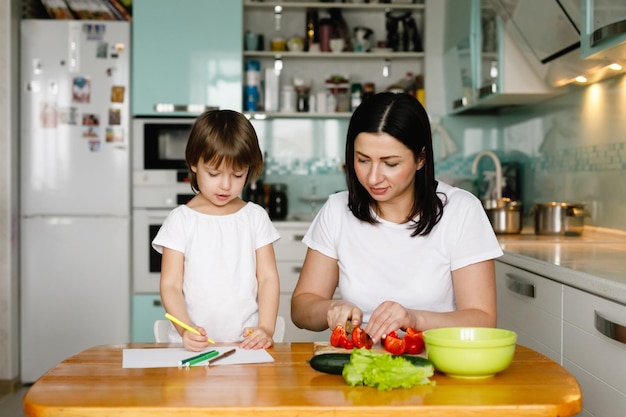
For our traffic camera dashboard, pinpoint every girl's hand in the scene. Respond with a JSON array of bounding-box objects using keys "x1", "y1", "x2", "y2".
[
  {"x1": 326, "y1": 300, "x2": 363, "y2": 331},
  {"x1": 365, "y1": 301, "x2": 412, "y2": 344},
  {"x1": 181, "y1": 327, "x2": 211, "y2": 352},
  {"x1": 240, "y1": 327, "x2": 274, "y2": 350}
]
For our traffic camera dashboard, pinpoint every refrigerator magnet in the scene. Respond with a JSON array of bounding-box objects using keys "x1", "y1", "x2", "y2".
[
  {"x1": 96, "y1": 42, "x2": 108, "y2": 58},
  {"x1": 108, "y1": 108, "x2": 121, "y2": 125},
  {"x1": 88, "y1": 140, "x2": 101, "y2": 152},
  {"x1": 105, "y1": 127, "x2": 123, "y2": 144},
  {"x1": 82, "y1": 113, "x2": 99, "y2": 126},
  {"x1": 72, "y1": 76, "x2": 91, "y2": 103},
  {"x1": 110, "y1": 86, "x2": 125, "y2": 103},
  {"x1": 40, "y1": 103, "x2": 58, "y2": 129}
]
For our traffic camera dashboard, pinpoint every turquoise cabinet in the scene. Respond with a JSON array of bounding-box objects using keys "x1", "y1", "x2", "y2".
[
  {"x1": 444, "y1": 0, "x2": 563, "y2": 114},
  {"x1": 581, "y1": 0, "x2": 626, "y2": 60},
  {"x1": 131, "y1": 294, "x2": 165, "y2": 342},
  {"x1": 132, "y1": 0, "x2": 243, "y2": 116}
]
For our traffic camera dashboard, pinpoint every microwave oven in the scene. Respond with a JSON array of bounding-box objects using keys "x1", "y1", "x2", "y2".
[
  {"x1": 132, "y1": 118, "x2": 194, "y2": 171},
  {"x1": 132, "y1": 117, "x2": 194, "y2": 187}
]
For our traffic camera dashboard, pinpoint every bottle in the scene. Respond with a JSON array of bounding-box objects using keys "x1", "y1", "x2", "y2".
[
  {"x1": 362, "y1": 82, "x2": 375, "y2": 102},
  {"x1": 350, "y1": 83, "x2": 363, "y2": 111},
  {"x1": 304, "y1": 9, "x2": 319, "y2": 52},
  {"x1": 268, "y1": 183, "x2": 288, "y2": 220},
  {"x1": 318, "y1": 13, "x2": 333, "y2": 52},
  {"x1": 244, "y1": 60, "x2": 261, "y2": 111}
]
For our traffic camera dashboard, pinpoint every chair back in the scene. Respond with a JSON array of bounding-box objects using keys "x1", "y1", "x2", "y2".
[{"x1": 153, "y1": 319, "x2": 171, "y2": 343}]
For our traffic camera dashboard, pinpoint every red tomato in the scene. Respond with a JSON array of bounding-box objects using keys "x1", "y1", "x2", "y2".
[
  {"x1": 352, "y1": 327, "x2": 373, "y2": 349},
  {"x1": 404, "y1": 327, "x2": 425, "y2": 354},
  {"x1": 383, "y1": 331, "x2": 406, "y2": 355},
  {"x1": 330, "y1": 325, "x2": 347, "y2": 348}
]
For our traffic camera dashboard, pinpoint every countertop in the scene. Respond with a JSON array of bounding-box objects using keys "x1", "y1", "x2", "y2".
[{"x1": 496, "y1": 226, "x2": 626, "y2": 306}]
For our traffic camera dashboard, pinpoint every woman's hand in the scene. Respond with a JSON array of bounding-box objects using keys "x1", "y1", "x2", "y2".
[
  {"x1": 240, "y1": 327, "x2": 274, "y2": 350},
  {"x1": 181, "y1": 326, "x2": 211, "y2": 352},
  {"x1": 364, "y1": 301, "x2": 413, "y2": 344},
  {"x1": 326, "y1": 300, "x2": 364, "y2": 331}
]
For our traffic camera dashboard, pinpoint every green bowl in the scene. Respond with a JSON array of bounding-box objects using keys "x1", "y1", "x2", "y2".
[{"x1": 422, "y1": 327, "x2": 517, "y2": 379}]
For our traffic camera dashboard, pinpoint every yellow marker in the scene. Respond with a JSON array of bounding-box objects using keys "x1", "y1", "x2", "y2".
[{"x1": 165, "y1": 313, "x2": 215, "y2": 344}]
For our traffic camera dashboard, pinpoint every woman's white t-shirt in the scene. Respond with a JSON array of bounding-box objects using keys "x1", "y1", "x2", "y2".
[
  {"x1": 302, "y1": 182, "x2": 503, "y2": 323},
  {"x1": 152, "y1": 202, "x2": 280, "y2": 343}
]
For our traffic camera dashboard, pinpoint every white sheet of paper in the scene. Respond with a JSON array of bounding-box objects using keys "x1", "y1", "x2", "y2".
[{"x1": 122, "y1": 346, "x2": 275, "y2": 368}]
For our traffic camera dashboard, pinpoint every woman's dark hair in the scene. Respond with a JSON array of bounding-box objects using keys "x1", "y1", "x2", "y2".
[
  {"x1": 185, "y1": 110, "x2": 263, "y2": 193},
  {"x1": 345, "y1": 92, "x2": 444, "y2": 236}
]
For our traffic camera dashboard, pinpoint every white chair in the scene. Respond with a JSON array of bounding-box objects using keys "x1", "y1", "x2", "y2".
[
  {"x1": 153, "y1": 319, "x2": 171, "y2": 342},
  {"x1": 154, "y1": 316, "x2": 286, "y2": 343},
  {"x1": 274, "y1": 316, "x2": 286, "y2": 343}
]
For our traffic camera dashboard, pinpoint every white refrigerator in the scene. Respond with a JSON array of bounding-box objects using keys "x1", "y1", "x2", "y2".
[{"x1": 20, "y1": 20, "x2": 131, "y2": 383}]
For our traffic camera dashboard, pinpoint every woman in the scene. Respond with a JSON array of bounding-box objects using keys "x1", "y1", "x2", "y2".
[{"x1": 291, "y1": 92, "x2": 503, "y2": 344}]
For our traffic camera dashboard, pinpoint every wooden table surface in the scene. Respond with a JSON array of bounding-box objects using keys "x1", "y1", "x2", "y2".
[{"x1": 23, "y1": 343, "x2": 582, "y2": 417}]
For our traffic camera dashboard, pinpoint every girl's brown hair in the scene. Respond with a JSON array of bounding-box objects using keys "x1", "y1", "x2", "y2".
[{"x1": 185, "y1": 110, "x2": 263, "y2": 193}]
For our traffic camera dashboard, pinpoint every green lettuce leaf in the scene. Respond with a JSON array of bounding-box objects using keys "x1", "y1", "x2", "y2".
[{"x1": 342, "y1": 348, "x2": 435, "y2": 390}]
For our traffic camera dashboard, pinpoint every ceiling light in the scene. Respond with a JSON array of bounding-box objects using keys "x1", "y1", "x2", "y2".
[
  {"x1": 608, "y1": 63, "x2": 623, "y2": 71},
  {"x1": 575, "y1": 75, "x2": 588, "y2": 83}
]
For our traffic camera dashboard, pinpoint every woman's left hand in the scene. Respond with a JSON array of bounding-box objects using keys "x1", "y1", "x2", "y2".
[
  {"x1": 365, "y1": 301, "x2": 413, "y2": 344},
  {"x1": 239, "y1": 327, "x2": 274, "y2": 350}
]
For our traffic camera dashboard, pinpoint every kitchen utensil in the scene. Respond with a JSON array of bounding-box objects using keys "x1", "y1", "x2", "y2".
[
  {"x1": 484, "y1": 198, "x2": 523, "y2": 235},
  {"x1": 422, "y1": 327, "x2": 517, "y2": 379},
  {"x1": 532, "y1": 202, "x2": 590, "y2": 236}
]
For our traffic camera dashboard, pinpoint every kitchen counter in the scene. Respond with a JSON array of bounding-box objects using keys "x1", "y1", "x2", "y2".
[{"x1": 496, "y1": 226, "x2": 626, "y2": 305}]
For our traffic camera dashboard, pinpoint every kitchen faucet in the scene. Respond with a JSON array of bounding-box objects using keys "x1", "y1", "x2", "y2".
[{"x1": 471, "y1": 150, "x2": 503, "y2": 202}]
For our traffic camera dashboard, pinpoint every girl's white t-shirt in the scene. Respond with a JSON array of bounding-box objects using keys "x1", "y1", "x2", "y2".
[
  {"x1": 152, "y1": 202, "x2": 280, "y2": 343},
  {"x1": 302, "y1": 183, "x2": 503, "y2": 323}
]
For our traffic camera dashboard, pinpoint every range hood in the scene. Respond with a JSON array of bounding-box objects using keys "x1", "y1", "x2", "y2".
[{"x1": 492, "y1": 0, "x2": 624, "y2": 87}]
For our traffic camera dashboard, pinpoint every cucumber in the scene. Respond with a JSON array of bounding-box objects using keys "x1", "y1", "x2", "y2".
[
  {"x1": 309, "y1": 352, "x2": 433, "y2": 375},
  {"x1": 309, "y1": 353, "x2": 351, "y2": 375}
]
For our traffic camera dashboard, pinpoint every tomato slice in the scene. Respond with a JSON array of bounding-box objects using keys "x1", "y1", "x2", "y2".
[
  {"x1": 330, "y1": 325, "x2": 347, "y2": 348},
  {"x1": 404, "y1": 327, "x2": 425, "y2": 354},
  {"x1": 352, "y1": 327, "x2": 373, "y2": 349},
  {"x1": 383, "y1": 331, "x2": 406, "y2": 355}
]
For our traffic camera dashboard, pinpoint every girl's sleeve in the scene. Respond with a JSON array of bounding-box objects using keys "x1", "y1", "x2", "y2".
[{"x1": 151, "y1": 209, "x2": 186, "y2": 255}]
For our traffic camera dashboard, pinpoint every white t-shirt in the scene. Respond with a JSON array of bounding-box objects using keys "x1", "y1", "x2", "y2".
[
  {"x1": 152, "y1": 202, "x2": 280, "y2": 343},
  {"x1": 302, "y1": 183, "x2": 503, "y2": 323}
]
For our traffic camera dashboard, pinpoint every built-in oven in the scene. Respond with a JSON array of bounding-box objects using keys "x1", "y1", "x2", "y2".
[{"x1": 132, "y1": 191, "x2": 196, "y2": 293}]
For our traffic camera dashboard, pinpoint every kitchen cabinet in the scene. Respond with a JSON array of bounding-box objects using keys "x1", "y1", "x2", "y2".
[
  {"x1": 131, "y1": 294, "x2": 165, "y2": 342},
  {"x1": 562, "y1": 285, "x2": 626, "y2": 417},
  {"x1": 274, "y1": 222, "x2": 334, "y2": 342},
  {"x1": 495, "y1": 261, "x2": 563, "y2": 364},
  {"x1": 242, "y1": 1, "x2": 425, "y2": 119},
  {"x1": 132, "y1": 0, "x2": 243, "y2": 117},
  {"x1": 581, "y1": 0, "x2": 626, "y2": 61},
  {"x1": 443, "y1": 0, "x2": 563, "y2": 114}
]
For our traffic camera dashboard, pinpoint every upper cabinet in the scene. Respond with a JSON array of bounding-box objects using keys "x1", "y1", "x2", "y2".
[
  {"x1": 581, "y1": 0, "x2": 626, "y2": 61},
  {"x1": 132, "y1": 0, "x2": 243, "y2": 117},
  {"x1": 242, "y1": 1, "x2": 426, "y2": 118},
  {"x1": 443, "y1": 0, "x2": 564, "y2": 114}
]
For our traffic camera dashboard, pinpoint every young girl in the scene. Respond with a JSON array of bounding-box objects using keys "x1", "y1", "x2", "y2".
[{"x1": 153, "y1": 110, "x2": 280, "y2": 351}]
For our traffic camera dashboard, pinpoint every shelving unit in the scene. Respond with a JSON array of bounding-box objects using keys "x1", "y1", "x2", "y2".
[{"x1": 243, "y1": 0, "x2": 426, "y2": 119}]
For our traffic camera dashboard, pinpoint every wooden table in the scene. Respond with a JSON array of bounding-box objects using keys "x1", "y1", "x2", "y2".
[{"x1": 23, "y1": 343, "x2": 582, "y2": 417}]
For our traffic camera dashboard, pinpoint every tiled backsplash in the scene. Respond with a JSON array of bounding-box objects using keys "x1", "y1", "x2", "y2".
[{"x1": 253, "y1": 74, "x2": 626, "y2": 231}]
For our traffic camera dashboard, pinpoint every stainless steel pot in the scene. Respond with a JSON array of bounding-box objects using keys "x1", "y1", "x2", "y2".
[
  {"x1": 532, "y1": 202, "x2": 589, "y2": 236},
  {"x1": 485, "y1": 199, "x2": 523, "y2": 235}
]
